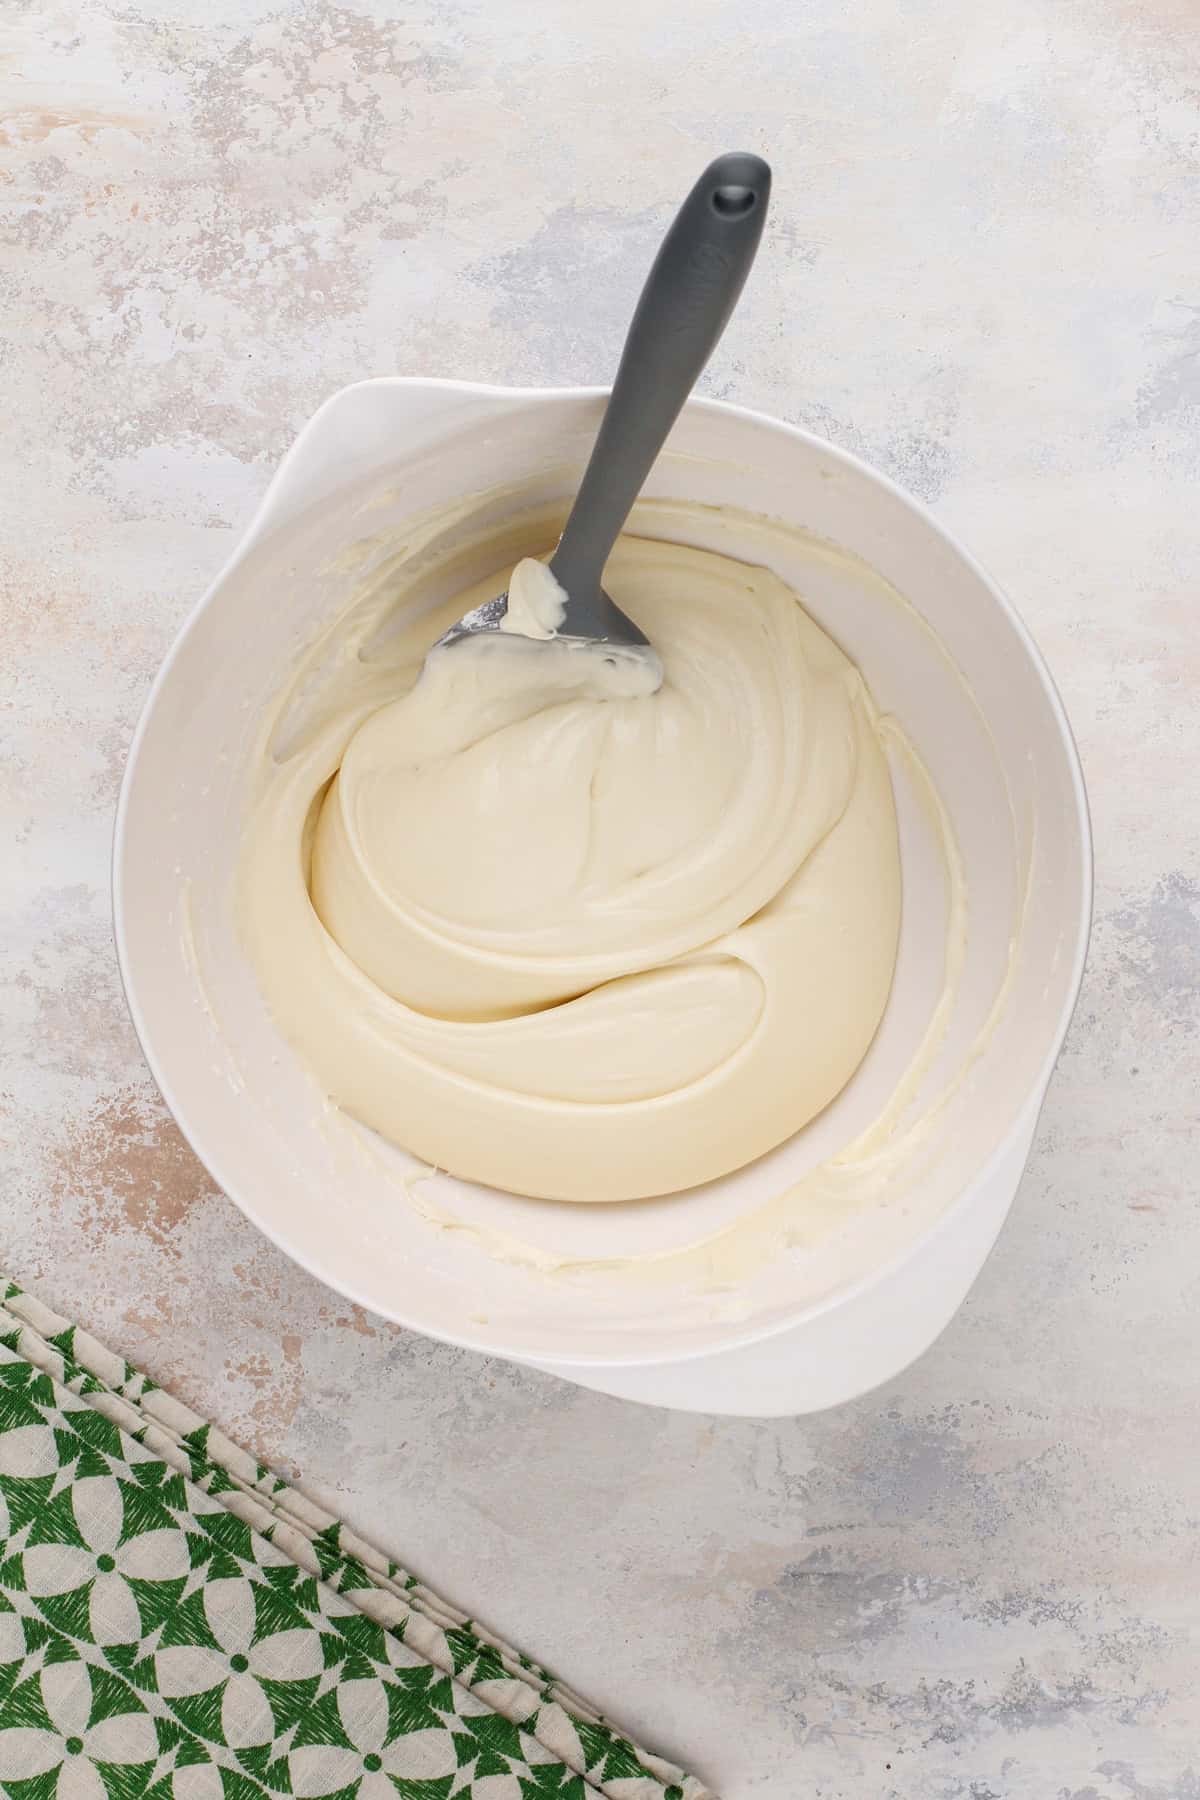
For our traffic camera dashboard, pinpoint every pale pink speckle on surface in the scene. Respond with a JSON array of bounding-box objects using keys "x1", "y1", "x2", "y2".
[{"x1": 2, "y1": 3, "x2": 1198, "y2": 1795}]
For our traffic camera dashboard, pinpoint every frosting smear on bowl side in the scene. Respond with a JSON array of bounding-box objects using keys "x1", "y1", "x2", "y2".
[{"x1": 241, "y1": 525, "x2": 902, "y2": 1202}]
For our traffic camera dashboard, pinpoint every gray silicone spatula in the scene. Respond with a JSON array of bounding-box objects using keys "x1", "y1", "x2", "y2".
[{"x1": 434, "y1": 151, "x2": 771, "y2": 690}]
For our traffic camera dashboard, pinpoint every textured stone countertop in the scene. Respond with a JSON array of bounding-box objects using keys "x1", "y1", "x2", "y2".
[{"x1": 3, "y1": 3, "x2": 1198, "y2": 1794}]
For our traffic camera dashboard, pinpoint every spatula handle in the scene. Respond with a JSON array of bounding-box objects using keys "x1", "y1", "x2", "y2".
[{"x1": 550, "y1": 152, "x2": 771, "y2": 607}]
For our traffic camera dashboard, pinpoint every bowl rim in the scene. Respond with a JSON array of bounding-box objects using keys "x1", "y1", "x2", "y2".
[{"x1": 112, "y1": 376, "x2": 1095, "y2": 1369}]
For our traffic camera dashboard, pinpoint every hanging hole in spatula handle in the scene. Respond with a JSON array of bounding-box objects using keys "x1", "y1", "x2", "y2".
[
  {"x1": 712, "y1": 182, "x2": 758, "y2": 216},
  {"x1": 550, "y1": 151, "x2": 771, "y2": 605}
]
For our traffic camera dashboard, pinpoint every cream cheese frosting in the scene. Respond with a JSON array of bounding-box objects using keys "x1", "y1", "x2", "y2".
[
  {"x1": 241, "y1": 523, "x2": 903, "y2": 1203},
  {"x1": 499, "y1": 555, "x2": 567, "y2": 639}
]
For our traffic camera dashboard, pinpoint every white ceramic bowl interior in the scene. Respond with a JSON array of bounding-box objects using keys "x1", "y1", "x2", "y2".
[{"x1": 115, "y1": 381, "x2": 1091, "y2": 1411}]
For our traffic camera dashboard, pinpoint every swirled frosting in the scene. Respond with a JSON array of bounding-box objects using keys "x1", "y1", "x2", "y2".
[{"x1": 241, "y1": 525, "x2": 901, "y2": 1202}]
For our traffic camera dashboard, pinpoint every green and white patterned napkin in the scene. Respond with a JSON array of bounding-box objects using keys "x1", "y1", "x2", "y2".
[{"x1": 0, "y1": 1281, "x2": 708, "y2": 1800}]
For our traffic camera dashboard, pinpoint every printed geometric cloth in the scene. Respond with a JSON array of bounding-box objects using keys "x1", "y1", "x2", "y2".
[{"x1": 0, "y1": 1283, "x2": 708, "y2": 1800}]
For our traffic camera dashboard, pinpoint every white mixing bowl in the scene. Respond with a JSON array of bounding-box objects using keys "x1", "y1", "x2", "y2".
[{"x1": 114, "y1": 379, "x2": 1091, "y2": 1415}]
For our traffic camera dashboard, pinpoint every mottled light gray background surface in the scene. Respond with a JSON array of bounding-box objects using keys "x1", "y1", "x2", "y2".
[{"x1": 3, "y1": 1, "x2": 1199, "y2": 1794}]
